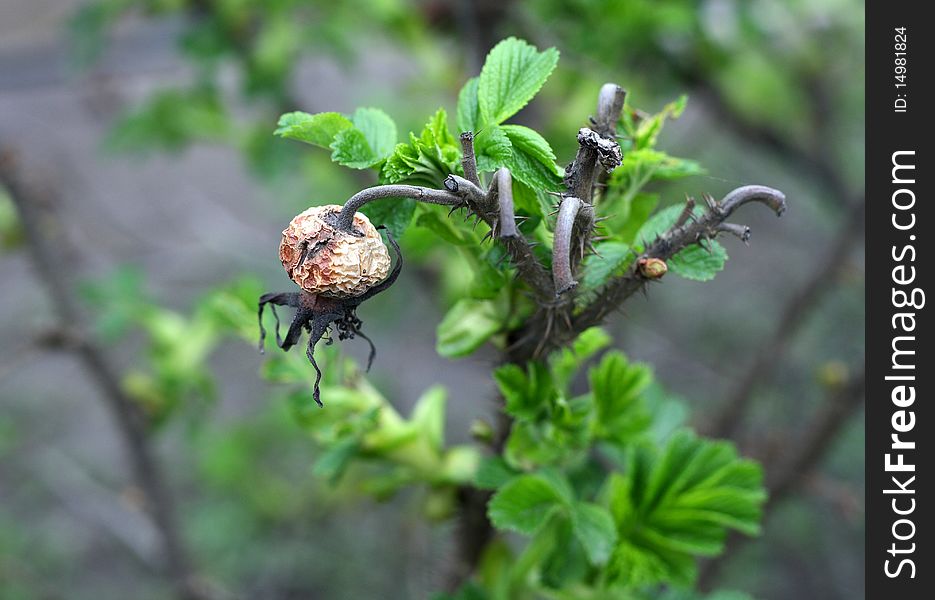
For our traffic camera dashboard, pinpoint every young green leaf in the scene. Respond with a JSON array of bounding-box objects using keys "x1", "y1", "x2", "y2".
[
  {"x1": 382, "y1": 108, "x2": 460, "y2": 188},
  {"x1": 351, "y1": 107, "x2": 398, "y2": 160},
  {"x1": 478, "y1": 38, "x2": 559, "y2": 125},
  {"x1": 274, "y1": 111, "x2": 353, "y2": 147},
  {"x1": 570, "y1": 502, "x2": 618, "y2": 565},
  {"x1": 501, "y1": 124, "x2": 563, "y2": 191},
  {"x1": 625, "y1": 95, "x2": 688, "y2": 150},
  {"x1": 488, "y1": 473, "x2": 569, "y2": 534},
  {"x1": 329, "y1": 107, "x2": 397, "y2": 168},
  {"x1": 548, "y1": 327, "x2": 613, "y2": 392},
  {"x1": 668, "y1": 241, "x2": 728, "y2": 281},
  {"x1": 330, "y1": 128, "x2": 377, "y2": 168},
  {"x1": 475, "y1": 456, "x2": 520, "y2": 490},
  {"x1": 436, "y1": 299, "x2": 502, "y2": 357},
  {"x1": 474, "y1": 125, "x2": 513, "y2": 173},
  {"x1": 589, "y1": 351, "x2": 653, "y2": 444},
  {"x1": 634, "y1": 203, "x2": 729, "y2": 280},
  {"x1": 456, "y1": 76, "x2": 481, "y2": 133},
  {"x1": 494, "y1": 362, "x2": 555, "y2": 420},
  {"x1": 410, "y1": 385, "x2": 447, "y2": 451},
  {"x1": 577, "y1": 242, "x2": 634, "y2": 298},
  {"x1": 607, "y1": 431, "x2": 767, "y2": 587}
]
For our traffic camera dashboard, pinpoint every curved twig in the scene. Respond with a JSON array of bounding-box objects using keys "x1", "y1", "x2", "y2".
[
  {"x1": 717, "y1": 222, "x2": 752, "y2": 243},
  {"x1": 335, "y1": 185, "x2": 463, "y2": 231},
  {"x1": 509, "y1": 184, "x2": 787, "y2": 360},
  {"x1": 488, "y1": 168, "x2": 517, "y2": 238},
  {"x1": 719, "y1": 184, "x2": 787, "y2": 217},
  {"x1": 459, "y1": 132, "x2": 481, "y2": 187},
  {"x1": 552, "y1": 196, "x2": 584, "y2": 295},
  {"x1": 443, "y1": 171, "x2": 555, "y2": 301},
  {"x1": 564, "y1": 83, "x2": 626, "y2": 204},
  {"x1": 594, "y1": 83, "x2": 627, "y2": 138}
]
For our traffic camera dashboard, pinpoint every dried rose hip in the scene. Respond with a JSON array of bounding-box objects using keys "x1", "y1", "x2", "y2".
[
  {"x1": 279, "y1": 205, "x2": 391, "y2": 298},
  {"x1": 259, "y1": 206, "x2": 401, "y2": 406}
]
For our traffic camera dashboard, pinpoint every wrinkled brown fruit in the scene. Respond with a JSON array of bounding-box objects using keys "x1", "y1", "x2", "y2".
[{"x1": 279, "y1": 205, "x2": 391, "y2": 298}]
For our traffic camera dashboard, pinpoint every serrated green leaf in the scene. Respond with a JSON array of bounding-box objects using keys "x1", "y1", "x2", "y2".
[
  {"x1": 311, "y1": 437, "x2": 360, "y2": 482},
  {"x1": 351, "y1": 107, "x2": 397, "y2": 159},
  {"x1": 274, "y1": 111, "x2": 353, "y2": 147},
  {"x1": 410, "y1": 385, "x2": 446, "y2": 451},
  {"x1": 570, "y1": 502, "x2": 617, "y2": 565},
  {"x1": 475, "y1": 456, "x2": 519, "y2": 490},
  {"x1": 488, "y1": 473, "x2": 567, "y2": 534},
  {"x1": 607, "y1": 431, "x2": 767, "y2": 588},
  {"x1": 643, "y1": 383, "x2": 689, "y2": 445},
  {"x1": 415, "y1": 210, "x2": 473, "y2": 245},
  {"x1": 500, "y1": 124, "x2": 563, "y2": 192},
  {"x1": 474, "y1": 125, "x2": 512, "y2": 173},
  {"x1": 478, "y1": 38, "x2": 559, "y2": 125},
  {"x1": 589, "y1": 351, "x2": 652, "y2": 444},
  {"x1": 628, "y1": 95, "x2": 688, "y2": 150},
  {"x1": 634, "y1": 203, "x2": 729, "y2": 280},
  {"x1": 330, "y1": 128, "x2": 376, "y2": 168},
  {"x1": 548, "y1": 327, "x2": 613, "y2": 392},
  {"x1": 327, "y1": 107, "x2": 397, "y2": 169},
  {"x1": 494, "y1": 362, "x2": 555, "y2": 420},
  {"x1": 436, "y1": 298, "x2": 501, "y2": 357},
  {"x1": 501, "y1": 125, "x2": 560, "y2": 174},
  {"x1": 578, "y1": 242, "x2": 634, "y2": 297},
  {"x1": 359, "y1": 198, "x2": 415, "y2": 240},
  {"x1": 382, "y1": 108, "x2": 460, "y2": 188},
  {"x1": 669, "y1": 241, "x2": 728, "y2": 281},
  {"x1": 457, "y1": 77, "x2": 480, "y2": 133}
]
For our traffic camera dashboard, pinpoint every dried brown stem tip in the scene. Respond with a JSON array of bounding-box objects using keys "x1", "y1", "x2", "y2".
[
  {"x1": 717, "y1": 222, "x2": 752, "y2": 244},
  {"x1": 576, "y1": 128, "x2": 623, "y2": 172}
]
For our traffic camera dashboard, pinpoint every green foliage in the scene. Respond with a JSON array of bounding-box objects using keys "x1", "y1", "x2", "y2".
[
  {"x1": 488, "y1": 473, "x2": 571, "y2": 534},
  {"x1": 275, "y1": 108, "x2": 397, "y2": 169},
  {"x1": 437, "y1": 298, "x2": 503, "y2": 358},
  {"x1": 0, "y1": 190, "x2": 23, "y2": 250},
  {"x1": 477, "y1": 37, "x2": 560, "y2": 126},
  {"x1": 71, "y1": 20, "x2": 774, "y2": 598},
  {"x1": 275, "y1": 111, "x2": 354, "y2": 147},
  {"x1": 589, "y1": 352, "x2": 653, "y2": 445},
  {"x1": 635, "y1": 204, "x2": 730, "y2": 281},
  {"x1": 606, "y1": 432, "x2": 766, "y2": 587}
]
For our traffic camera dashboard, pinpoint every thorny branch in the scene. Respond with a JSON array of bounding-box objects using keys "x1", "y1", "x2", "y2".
[
  {"x1": 0, "y1": 149, "x2": 215, "y2": 600},
  {"x1": 324, "y1": 84, "x2": 787, "y2": 589},
  {"x1": 508, "y1": 185, "x2": 786, "y2": 362}
]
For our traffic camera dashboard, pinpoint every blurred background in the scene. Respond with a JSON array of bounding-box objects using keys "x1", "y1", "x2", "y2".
[{"x1": 0, "y1": 1, "x2": 864, "y2": 599}]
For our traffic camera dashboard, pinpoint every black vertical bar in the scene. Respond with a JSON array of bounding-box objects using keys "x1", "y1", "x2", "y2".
[{"x1": 867, "y1": 2, "x2": 931, "y2": 598}]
